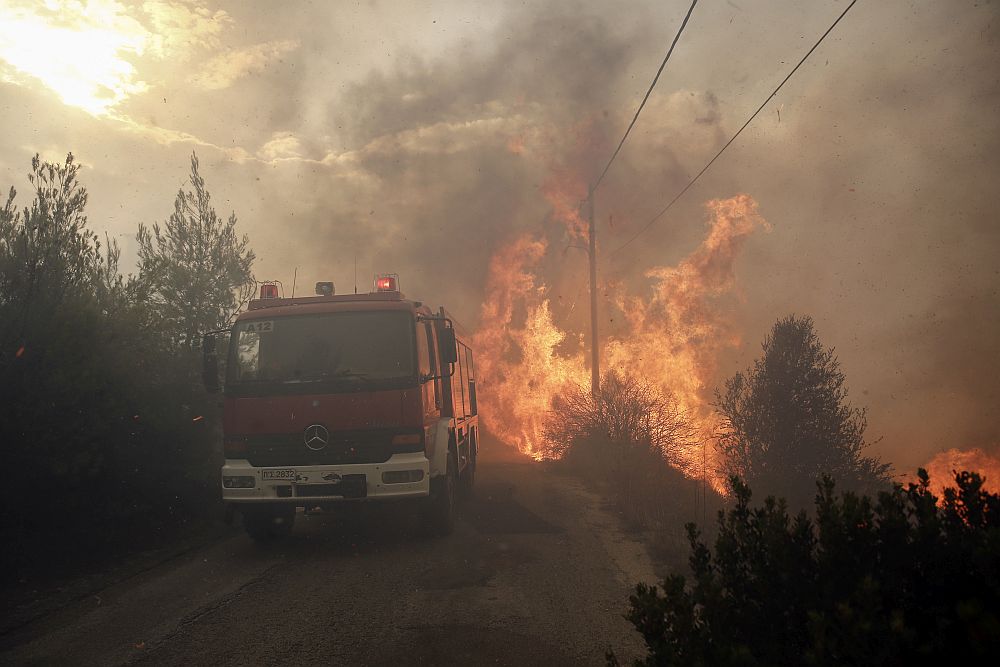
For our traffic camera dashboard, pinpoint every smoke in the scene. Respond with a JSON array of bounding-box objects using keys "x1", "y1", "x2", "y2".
[
  {"x1": 2, "y1": 0, "x2": 997, "y2": 474},
  {"x1": 239, "y1": 0, "x2": 999, "y2": 474}
]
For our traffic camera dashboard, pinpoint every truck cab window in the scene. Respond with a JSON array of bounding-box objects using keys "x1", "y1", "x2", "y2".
[
  {"x1": 424, "y1": 321, "x2": 440, "y2": 407},
  {"x1": 416, "y1": 320, "x2": 431, "y2": 376},
  {"x1": 234, "y1": 329, "x2": 260, "y2": 380}
]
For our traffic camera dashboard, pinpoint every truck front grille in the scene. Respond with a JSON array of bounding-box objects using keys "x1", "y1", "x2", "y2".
[{"x1": 244, "y1": 430, "x2": 395, "y2": 467}]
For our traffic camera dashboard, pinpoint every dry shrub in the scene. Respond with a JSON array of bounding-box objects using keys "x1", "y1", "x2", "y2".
[
  {"x1": 544, "y1": 370, "x2": 696, "y2": 465},
  {"x1": 544, "y1": 370, "x2": 709, "y2": 530}
]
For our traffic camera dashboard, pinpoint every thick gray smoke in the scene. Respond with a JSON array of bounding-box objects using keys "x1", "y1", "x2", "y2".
[
  {"x1": 0, "y1": 0, "x2": 996, "y2": 472},
  {"x1": 234, "y1": 0, "x2": 999, "y2": 473}
]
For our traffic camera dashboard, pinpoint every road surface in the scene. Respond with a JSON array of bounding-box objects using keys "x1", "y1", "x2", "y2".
[{"x1": 1, "y1": 442, "x2": 658, "y2": 666}]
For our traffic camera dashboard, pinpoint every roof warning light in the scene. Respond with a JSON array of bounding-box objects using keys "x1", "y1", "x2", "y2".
[{"x1": 374, "y1": 273, "x2": 399, "y2": 293}]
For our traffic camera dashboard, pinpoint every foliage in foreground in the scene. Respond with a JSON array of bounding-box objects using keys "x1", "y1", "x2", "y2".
[
  {"x1": 612, "y1": 470, "x2": 1000, "y2": 666},
  {"x1": 0, "y1": 153, "x2": 252, "y2": 579},
  {"x1": 716, "y1": 315, "x2": 891, "y2": 508}
]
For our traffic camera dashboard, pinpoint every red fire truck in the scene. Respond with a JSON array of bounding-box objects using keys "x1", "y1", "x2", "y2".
[{"x1": 202, "y1": 274, "x2": 478, "y2": 540}]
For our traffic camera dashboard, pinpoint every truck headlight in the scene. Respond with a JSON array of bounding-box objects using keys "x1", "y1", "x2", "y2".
[{"x1": 223, "y1": 476, "x2": 256, "y2": 489}]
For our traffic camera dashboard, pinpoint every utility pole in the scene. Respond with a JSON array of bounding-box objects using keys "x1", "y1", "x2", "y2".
[{"x1": 588, "y1": 184, "x2": 600, "y2": 397}]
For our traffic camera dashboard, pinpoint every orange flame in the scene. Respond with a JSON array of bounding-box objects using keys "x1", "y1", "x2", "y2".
[
  {"x1": 540, "y1": 166, "x2": 588, "y2": 239},
  {"x1": 472, "y1": 236, "x2": 589, "y2": 458},
  {"x1": 472, "y1": 193, "x2": 769, "y2": 483},
  {"x1": 919, "y1": 447, "x2": 1000, "y2": 497}
]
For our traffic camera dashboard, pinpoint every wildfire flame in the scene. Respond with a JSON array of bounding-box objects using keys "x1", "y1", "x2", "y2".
[
  {"x1": 472, "y1": 191, "x2": 769, "y2": 484},
  {"x1": 540, "y1": 166, "x2": 589, "y2": 240},
  {"x1": 919, "y1": 447, "x2": 1000, "y2": 497},
  {"x1": 472, "y1": 236, "x2": 589, "y2": 458}
]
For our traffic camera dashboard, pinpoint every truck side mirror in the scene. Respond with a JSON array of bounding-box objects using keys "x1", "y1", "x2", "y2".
[
  {"x1": 202, "y1": 333, "x2": 221, "y2": 393},
  {"x1": 440, "y1": 327, "x2": 458, "y2": 365}
]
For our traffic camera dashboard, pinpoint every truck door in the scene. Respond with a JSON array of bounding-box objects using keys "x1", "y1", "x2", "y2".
[{"x1": 417, "y1": 320, "x2": 441, "y2": 416}]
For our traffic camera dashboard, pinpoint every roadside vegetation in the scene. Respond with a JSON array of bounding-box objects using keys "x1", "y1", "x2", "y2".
[
  {"x1": 610, "y1": 470, "x2": 1000, "y2": 665},
  {"x1": 543, "y1": 370, "x2": 720, "y2": 562},
  {"x1": 0, "y1": 152, "x2": 254, "y2": 584},
  {"x1": 544, "y1": 315, "x2": 893, "y2": 561},
  {"x1": 548, "y1": 318, "x2": 996, "y2": 663}
]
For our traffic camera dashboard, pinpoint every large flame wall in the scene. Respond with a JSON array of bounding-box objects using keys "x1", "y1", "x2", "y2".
[{"x1": 471, "y1": 194, "x2": 768, "y2": 483}]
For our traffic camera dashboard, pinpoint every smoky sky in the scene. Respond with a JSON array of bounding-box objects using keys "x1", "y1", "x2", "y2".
[{"x1": 0, "y1": 0, "x2": 997, "y2": 472}]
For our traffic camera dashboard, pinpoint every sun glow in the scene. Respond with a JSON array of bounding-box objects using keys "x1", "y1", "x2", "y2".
[{"x1": 0, "y1": 0, "x2": 150, "y2": 116}]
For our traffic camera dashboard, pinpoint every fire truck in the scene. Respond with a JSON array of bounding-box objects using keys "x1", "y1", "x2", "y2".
[{"x1": 202, "y1": 274, "x2": 478, "y2": 540}]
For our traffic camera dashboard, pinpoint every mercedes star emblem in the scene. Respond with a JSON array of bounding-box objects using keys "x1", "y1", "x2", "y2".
[{"x1": 304, "y1": 424, "x2": 330, "y2": 451}]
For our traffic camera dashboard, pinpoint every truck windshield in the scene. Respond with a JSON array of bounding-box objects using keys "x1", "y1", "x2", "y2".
[{"x1": 226, "y1": 311, "x2": 416, "y2": 393}]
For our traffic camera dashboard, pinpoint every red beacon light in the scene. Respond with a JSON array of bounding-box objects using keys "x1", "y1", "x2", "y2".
[
  {"x1": 259, "y1": 282, "x2": 279, "y2": 299},
  {"x1": 374, "y1": 273, "x2": 400, "y2": 293}
]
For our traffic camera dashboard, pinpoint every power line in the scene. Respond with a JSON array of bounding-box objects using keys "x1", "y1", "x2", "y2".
[
  {"x1": 610, "y1": 0, "x2": 859, "y2": 255},
  {"x1": 592, "y1": 0, "x2": 699, "y2": 192}
]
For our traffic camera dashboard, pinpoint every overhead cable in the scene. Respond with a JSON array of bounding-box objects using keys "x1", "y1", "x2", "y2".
[
  {"x1": 592, "y1": 0, "x2": 699, "y2": 192},
  {"x1": 610, "y1": 0, "x2": 859, "y2": 255}
]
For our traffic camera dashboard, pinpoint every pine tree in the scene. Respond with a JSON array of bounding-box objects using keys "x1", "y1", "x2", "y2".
[
  {"x1": 137, "y1": 152, "x2": 255, "y2": 349},
  {"x1": 715, "y1": 315, "x2": 890, "y2": 506}
]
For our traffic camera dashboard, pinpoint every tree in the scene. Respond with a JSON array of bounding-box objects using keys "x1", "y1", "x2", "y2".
[
  {"x1": 0, "y1": 154, "x2": 122, "y2": 318},
  {"x1": 715, "y1": 315, "x2": 889, "y2": 506},
  {"x1": 1, "y1": 155, "x2": 146, "y2": 564},
  {"x1": 0, "y1": 153, "x2": 230, "y2": 581},
  {"x1": 137, "y1": 152, "x2": 255, "y2": 349},
  {"x1": 611, "y1": 471, "x2": 1000, "y2": 666}
]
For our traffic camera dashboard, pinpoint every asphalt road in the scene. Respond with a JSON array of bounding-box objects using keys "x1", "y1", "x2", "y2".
[{"x1": 1, "y1": 442, "x2": 658, "y2": 666}]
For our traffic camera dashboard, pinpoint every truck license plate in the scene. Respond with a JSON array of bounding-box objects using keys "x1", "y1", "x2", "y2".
[{"x1": 262, "y1": 469, "x2": 296, "y2": 481}]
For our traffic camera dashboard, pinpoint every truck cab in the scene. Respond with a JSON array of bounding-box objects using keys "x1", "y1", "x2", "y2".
[{"x1": 202, "y1": 276, "x2": 478, "y2": 540}]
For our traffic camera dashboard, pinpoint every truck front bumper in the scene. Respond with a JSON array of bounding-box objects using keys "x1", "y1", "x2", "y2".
[{"x1": 221, "y1": 452, "x2": 430, "y2": 504}]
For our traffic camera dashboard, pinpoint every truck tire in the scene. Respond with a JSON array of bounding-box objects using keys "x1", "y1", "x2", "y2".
[
  {"x1": 244, "y1": 505, "x2": 295, "y2": 542},
  {"x1": 458, "y1": 438, "x2": 476, "y2": 499},
  {"x1": 421, "y1": 452, "x2": 457, "y2": 536}
]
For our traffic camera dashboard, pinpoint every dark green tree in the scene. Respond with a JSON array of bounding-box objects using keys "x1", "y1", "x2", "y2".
[
  {"x1": 0, "y1": 154, "x2": 123, "y2": 318},
  {"x1": 137, "y1": 152, "x2": 255, "y2": 349},
  {"x1": 0, "y1": 153, "x2": 230, "y2": 581},
  {"x1": 715, "y1": 315, "x2": 889, "y2": 506},
  {"x1": 1, "y1": 155, "x2": 140, "y2": 560}
]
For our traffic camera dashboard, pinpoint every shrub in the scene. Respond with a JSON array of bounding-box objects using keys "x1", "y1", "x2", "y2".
[
  {"x1": 544, "y1": 371, "x2": 713, "y2": 531},
  {"x1": 545, "y1": 370, "x2": 696, "y2": 469},
  {"x1": 612, "y1": 469, "x2": 1000, "y2": 665}
]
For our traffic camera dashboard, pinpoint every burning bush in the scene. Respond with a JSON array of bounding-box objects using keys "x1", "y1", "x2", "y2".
[{"x1": 611, "y1": 469, "x2": 1000, "y2": 665}]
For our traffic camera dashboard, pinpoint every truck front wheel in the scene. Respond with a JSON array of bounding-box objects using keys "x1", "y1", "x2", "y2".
[
  {"x1": 243, "y1": 505, "x2": 295, "y2": 542},
  {"x1": 421, "y1": 453, "x2": 457, "y2": 536}
]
